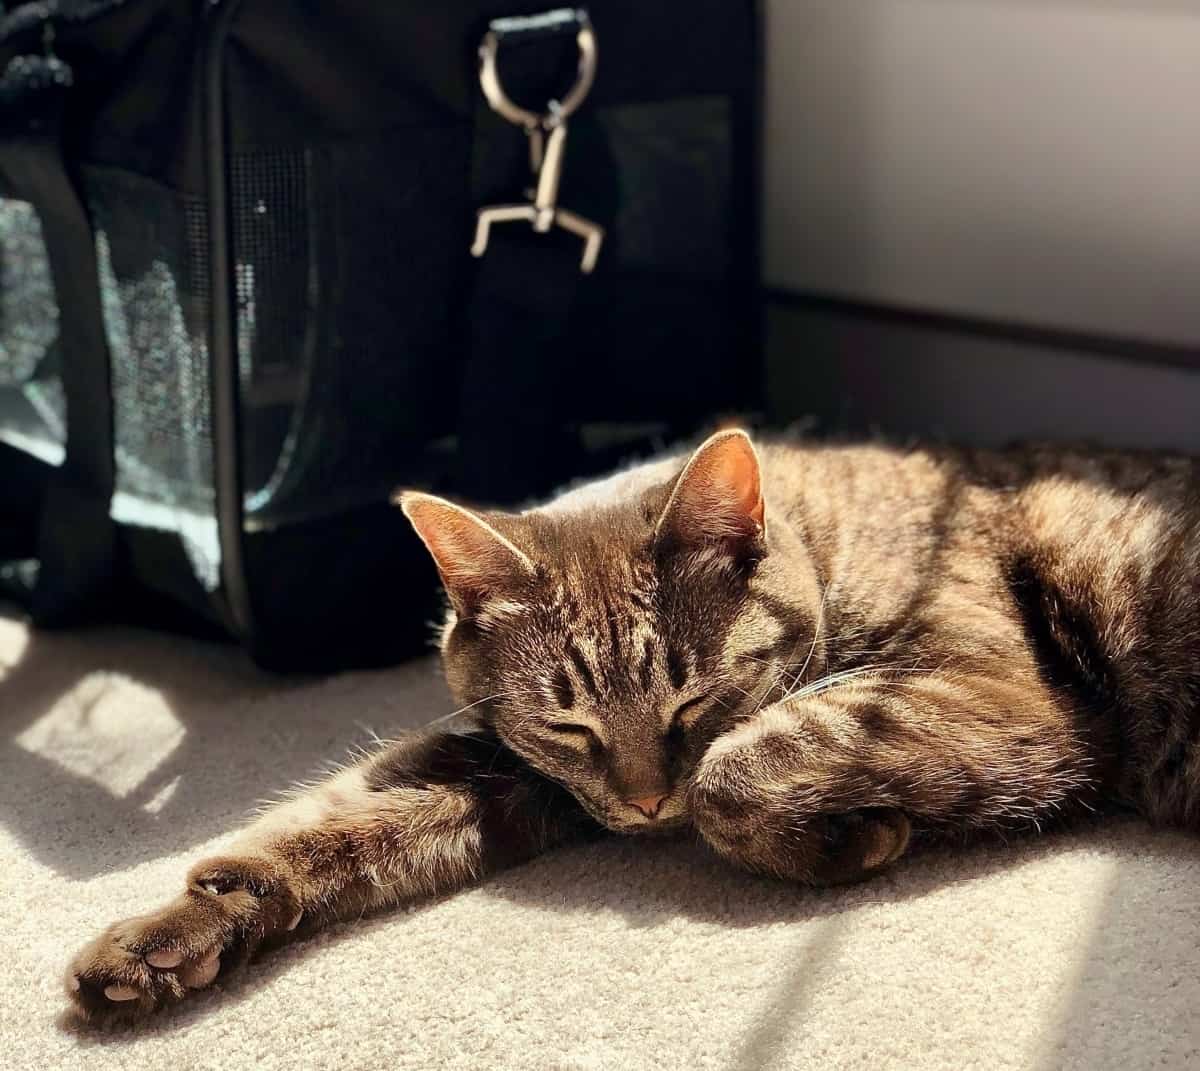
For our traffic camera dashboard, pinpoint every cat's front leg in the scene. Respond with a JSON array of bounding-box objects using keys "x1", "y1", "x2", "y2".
[
  {"x1": 66, "y1": 726, "x2": 593, "y2": 1024},
  {"x1": 687, "y1": 701, "x2": 913, "y2": 885},
  {"x1": 688, "y1": 668, "x2": 1095, "y2": 885}
]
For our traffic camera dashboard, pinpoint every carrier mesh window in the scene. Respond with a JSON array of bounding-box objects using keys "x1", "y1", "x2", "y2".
[
  {"x1": 231, "y1": 130, "x2": 467, "y2": 526},
  {"x1": 231, "y1": 147, "x2": 314, "y2": 512},
  {"x1": 86, "y1": 167, "x2": 221, "y2": 591},
  {"x1": 0, "y1": 199, "x2": 66, "y2": 465}
]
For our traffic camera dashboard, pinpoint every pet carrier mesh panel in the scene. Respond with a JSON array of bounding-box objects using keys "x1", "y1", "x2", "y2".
[
  {"x1": 231, "y1": 129, "x2": 469, "y2": 526},
  {"x1": 0, "y1": 199, "x2": 65, "y2": 466},
  {"x1": 87, "y1": 167, "x2": 221, "y2": 590}
]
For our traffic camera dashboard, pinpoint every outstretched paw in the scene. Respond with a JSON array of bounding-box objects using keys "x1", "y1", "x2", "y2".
[{"x1": 65, "y1": 856, "x2": 302, "y2": 1025}]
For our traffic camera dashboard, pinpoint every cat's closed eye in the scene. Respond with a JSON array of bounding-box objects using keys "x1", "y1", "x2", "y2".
[{"x1": 547, "y1": 722, "x2": 605, "y2": 750}]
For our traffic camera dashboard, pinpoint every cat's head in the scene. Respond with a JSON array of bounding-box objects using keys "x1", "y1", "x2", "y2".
[{"x1": 397, "y1": 430, "x2": 814, "y2": 833}]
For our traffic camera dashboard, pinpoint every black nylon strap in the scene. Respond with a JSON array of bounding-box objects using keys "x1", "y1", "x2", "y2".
[
  {"x1": 457, "y1": 234, "x2": 585, "y2": 504},
  {"x1": 456, "y1": 9, "x2": 597, "y2": 505},
  {"x1": 0, "y1": 53, "x2": 117, "y2": 622}
]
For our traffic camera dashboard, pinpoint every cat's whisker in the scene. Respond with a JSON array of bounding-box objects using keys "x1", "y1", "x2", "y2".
[
  {"x1": 423, "y1": 692, "x2": 512, "y2": 729},
  {"x1": 794, "y1": 584, "x2": 829, "y2": 686},
  {"x1": 780, "y1": 660, "x2": 940, "y2": 705},
  {"x1": 745, "y1": 625, "x2": 818, "y2": 717},
  {"x1": 737, "y1": 612, "x2": 911, "y2": 708},
  {"x1": 718, "y1": 680, "x2": 756, "y2": 700}
]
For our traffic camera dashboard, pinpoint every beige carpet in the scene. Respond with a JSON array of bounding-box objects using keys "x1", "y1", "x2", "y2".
[{"x1": 3, "y1": 608, "x2": 1199, "y2": 1070}]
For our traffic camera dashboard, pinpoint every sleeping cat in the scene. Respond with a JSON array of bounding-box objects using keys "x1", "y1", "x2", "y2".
[{"x1": 66, "y1": 429, "x2": 1200, "y2": 1023}]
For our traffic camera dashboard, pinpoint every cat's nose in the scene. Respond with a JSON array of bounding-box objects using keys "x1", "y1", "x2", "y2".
[{"x1": 627, "y1": 793, "x2": 669, "y2": 819}]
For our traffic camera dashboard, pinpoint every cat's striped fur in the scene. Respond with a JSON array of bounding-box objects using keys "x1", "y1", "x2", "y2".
[{"x1": 67, "y1": 431, "x2": 1200, "y2": 1023}]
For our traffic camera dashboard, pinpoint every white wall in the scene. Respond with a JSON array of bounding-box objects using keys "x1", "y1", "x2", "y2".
[
  {"x1": 763, "y1": 0, "x2": 1200, "y2": 349},
  {"x1": 768, "y1": 303, "x2": 1200, "y2": 451}
]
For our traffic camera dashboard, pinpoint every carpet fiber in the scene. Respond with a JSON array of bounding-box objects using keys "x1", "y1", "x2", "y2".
[{"x1": 3, "y1": 610, "x2": 1198, "y2": 1070}]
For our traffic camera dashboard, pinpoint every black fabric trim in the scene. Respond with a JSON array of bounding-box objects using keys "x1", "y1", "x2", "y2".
[
  {"x1": 0, "y1": 51, "x2": 118, "y2": 624},
  {"x1": 203, "y1": 0, "x2": 255, "y2": 640}
]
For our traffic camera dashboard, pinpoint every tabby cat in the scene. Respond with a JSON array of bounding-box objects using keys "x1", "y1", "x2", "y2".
[{"x1": 66, "y1": 429, "x2": 1200, "y2": 1023}]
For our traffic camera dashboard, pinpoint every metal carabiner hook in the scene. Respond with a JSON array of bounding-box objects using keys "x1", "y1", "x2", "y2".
[
  {"x1": 470, "y1": 10, "x2": 605, "y2": 274},
  {"x1": 477, "y1": 10, "x2": 597, "y2": 131}
]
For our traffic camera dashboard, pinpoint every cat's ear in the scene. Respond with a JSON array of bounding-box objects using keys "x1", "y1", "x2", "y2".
[
  {"x1": 654, "y1": 429, "x2": 766, "y2": 557},
  {"x1": 396, "y1": 491, "x2": 536, "y2": 616}
]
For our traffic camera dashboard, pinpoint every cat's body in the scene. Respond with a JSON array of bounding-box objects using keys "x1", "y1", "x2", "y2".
[
  {"x1": 732, "y1": 439, "x2": 1200, "y2": 830},
  {"x1": 66, "y1": 432, "x2": 1200, "y2": 1023}
]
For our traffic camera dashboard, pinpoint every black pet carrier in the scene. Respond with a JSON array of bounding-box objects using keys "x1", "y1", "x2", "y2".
[{"x1": 0, "y1": 1, "x2": 761, "y2": 670}]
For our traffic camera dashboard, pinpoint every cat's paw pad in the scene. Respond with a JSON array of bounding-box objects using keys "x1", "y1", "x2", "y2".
[
  {"x1": 65, "y1": 895, "x2": 232, "y2": 1024},
  {"x1": 65, "y1": 857, "x2": 300, "y2": 1025}
]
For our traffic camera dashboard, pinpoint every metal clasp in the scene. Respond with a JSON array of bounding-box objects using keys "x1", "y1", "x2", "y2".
[{"x1": 471, "y1": 10, "x2": 605, "y2": 274}]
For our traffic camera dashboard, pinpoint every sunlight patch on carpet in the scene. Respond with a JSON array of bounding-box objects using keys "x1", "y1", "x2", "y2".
[
  {"x1": 141, "y1": 773, "x2": 183, "y2": 814},
  {"x1": 15, "y1": 673, "x2": 184, "y2": 797}
]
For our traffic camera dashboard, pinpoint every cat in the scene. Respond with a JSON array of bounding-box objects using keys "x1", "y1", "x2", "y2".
[{"x1": 65, "y1": 428, "x2": 1200, "y2": 1023}]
